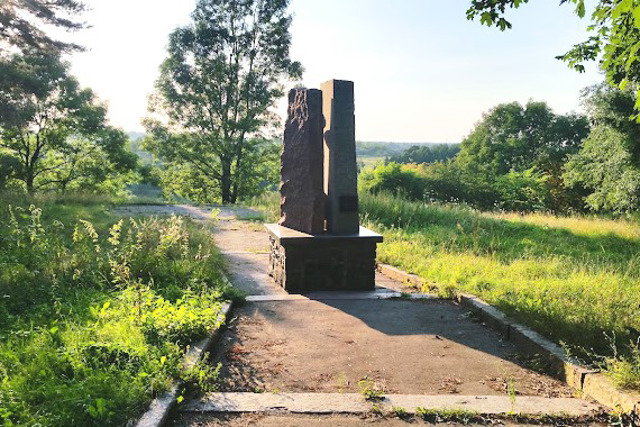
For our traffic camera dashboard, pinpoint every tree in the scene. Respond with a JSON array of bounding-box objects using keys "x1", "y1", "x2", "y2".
[
  {"x1": 387, "y1": 144, "x2": 460, "y2": 165},
  {"x1": 455, "y1": 101, "x2": 590, "y2": 211},
  {"x1": 0, "y1": 0, "x2": 86, "y2": 56},
  {"x1": 564, "y1": 126, "x2": 640, "y2": 212},
  {"x1": 564, "y1": 84, "x2": 640, "y2": 212},
  {"x1": 0, "y1": 53, "x2": 136, "y2": 193},
  {"x1": 144, "y1": 0, "x2": 301, "y2": 204},
  {"x1": 456, "y1": 101, "x2": 589, "y2": 176},
  {"x1": 467, "y1": 1, "x2": 640, "y2": 109}
]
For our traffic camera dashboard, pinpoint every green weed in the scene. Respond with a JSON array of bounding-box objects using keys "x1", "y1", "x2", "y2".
[
  {"x1": 358, "y1": 377, "x2": 385, "y2": 401},
  {"x1": 392, "y1": 406, "x2": 410, "y2": 420},
  {"x1": 0, "y1": 193, "x2": 231, "y2": 426},
  {"x1": 415, "y1": 407, "x2": 480, "y2": 424}
]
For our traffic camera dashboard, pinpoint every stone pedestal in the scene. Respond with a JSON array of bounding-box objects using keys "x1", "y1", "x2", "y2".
[{"x1": 266, "y1": 224, "x2": 383, "y2": 293}]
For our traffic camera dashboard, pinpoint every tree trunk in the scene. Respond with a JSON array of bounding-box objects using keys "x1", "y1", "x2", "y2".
[
  {"x1": 220, "y1": 160, "x2": 232, "y2": 204},
  {"x1": 230, "y1": 138, "x2": 244, "y2": 204},
  {"x1": 25, "y1": 168, "x2": 35, "y2": 194}
]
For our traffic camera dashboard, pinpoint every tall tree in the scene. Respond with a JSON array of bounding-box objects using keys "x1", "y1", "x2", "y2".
[
  {"x1": 0, "y1": 0, "x2": 86, "y2": 56},
  {"x1": 455, "y1": 101, "x2": 590, "y2": 211},
  {"x1": 387, "y1": 144, "x2": 460, "y2": 165},
  {"x1": 467, "y1": 1, "x2": 640, "y2": 109},
  {"x1": 564, "y1": 84, "x2": 640, "y2": 212},
  {"x1": 144, "y1": 0, "x2": 302, "y2": 204},
  {"x1": 456, "y1": 101, "x2": 589, "y2": 176},
  {"x1": 0, "y1": 53, "x2": 136, "y2": 193}
]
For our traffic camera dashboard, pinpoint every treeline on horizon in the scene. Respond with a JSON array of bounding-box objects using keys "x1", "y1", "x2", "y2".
[
  {"x1": 1, "y1": 24, "x2": 639, "y2": 216},
  {"x1": 361, "y1": 84, "x2": 640, "y2": 215}
]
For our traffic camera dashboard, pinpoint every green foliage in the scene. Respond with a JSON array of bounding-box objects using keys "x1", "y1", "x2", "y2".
[
  {"x1": 604, "y1": 338, "x2": 640, "y2": 390},
  {"x1": 243, "y1": 191, "x2": 280, "y2": 222},
  {"x1": 151, "y1": 139, "x2": 280, "y2": 205},
  {"x1": 494, "y1": 168, "x2": 549, "y2": 212},
  {"x1": 392, "y1": 406, "x2": 409, "y2": 420},
  {"x1": 359, "y1": 162, "x2": 426, "y2": 200},
  {"x1": 144, "y1": 0, "x2": 301, "y2": 204},
  {"x1": 361, "y1": 191, "x2": 640, "y2": 390},
  {"x1": 357, "y1": 377, "x2": 385, "y2": 401},
  {"x1": 181, "y1": 359, "x2": 222, "y2": 394},
  {"x1": 0, "y1": 153, "x2": 19, "y2": 190},
  {"x1": 387, "y1": 143, "x2": 460, "y2": 165},
  {"x1": 355, "y1": 141, "x2": 415, "y2": 157},
  {"x1": 415, "y1": 407, "x2": 479, "y2": 424},
  {"x1": 0, "y1": 0, "x2": 86, "y2": 56},
  {"x1": 359, "y1": 101, "x2": 591, "y2": 213},
  {"x1": 456, "y1": 101, "x2": 589, "y2": 178},
  {"x1": 360, "y1": 162, "x2": 550, "y2": 212},
  {"x1": 565, "y1": 126, "x2": 640, "y2": 212},
  {"x1": 0, "y1": 54, "x2": 138, "y2": 194},
  {"x1": 564, "y1": 84, "x2": 640, "y2": 212},
  {"x1": 0, "y1": 194, "x2": 231, "y2": 426}
]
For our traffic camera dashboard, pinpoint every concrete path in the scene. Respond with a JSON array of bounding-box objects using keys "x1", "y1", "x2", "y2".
[
  {"x1": 182, "y1": 392, "x2": 599, "y2": 416},
  {"x1": 114, "y1": 205, "x2": 605, "y2": 426},
  {"x1": 171, "y1": 413, "x2": 608, "y2": 427},
  {"x1": 210, "y1": 299, "x2": 579, "y2": 397}
]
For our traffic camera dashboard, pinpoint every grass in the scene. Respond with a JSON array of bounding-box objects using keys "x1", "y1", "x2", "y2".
[
  {"x1": 242, "y1": 192, "x2": 279, "y2": 222},
  {"x1": 246, "y1": 191, "x2": 640, "y2": 391},
  {"x1": 0, "y1": 192, "x2": 234, "y2": 426},
  {"x1": 360, "y1": 192, "x2": 640, "y2": 390},
  {"x1": 124, "y1": 183, "x2": 169, "y2": 205},
  {"x1": 415, "y1": 407, "x2": 480, "y2": 424}
]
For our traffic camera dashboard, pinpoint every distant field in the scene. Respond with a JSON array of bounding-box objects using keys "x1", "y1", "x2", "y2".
[{"x1": 357, "y1": 155, "x2": 385, "y2": 168}]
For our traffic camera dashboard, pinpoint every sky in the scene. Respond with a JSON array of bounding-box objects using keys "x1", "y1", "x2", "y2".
[{"x1": 69, "y1": 0, "x2": 602, "y2": 143}]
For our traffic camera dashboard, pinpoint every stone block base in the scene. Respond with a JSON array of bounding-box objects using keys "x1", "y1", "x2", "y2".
[{"x1": 265, "y1": 224, "x2": 383, "y2": 293}]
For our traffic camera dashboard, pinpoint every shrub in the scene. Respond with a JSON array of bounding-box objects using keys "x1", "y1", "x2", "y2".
[
  {"x1": 0, "y1": 197, "x2": 231, "y2": 426},
  {"x1": 494, "y1": 168, "x2": 550, "y2": 212}
]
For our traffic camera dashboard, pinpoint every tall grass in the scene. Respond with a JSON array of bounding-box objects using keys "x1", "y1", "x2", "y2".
[
  {"x1": 0, "y1": 194, "x2": 233, "y2": 426},
  {"x1": 360, "y1": 192, "x2": 640, "y2": 390},
  {"x1": 243, "y1": 191, "x2": 280, "y2": 222}
]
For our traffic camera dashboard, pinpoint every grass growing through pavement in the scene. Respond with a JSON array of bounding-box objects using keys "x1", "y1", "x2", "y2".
[
  {"x1": 0, "y1": 193, "x2": 234, "y2": 426},
  {"x1": 247, "y1": 191, "x2": 640, "y2": 390},
  {"x1": 360, "y1": 192, "x2": 640, "y2": 391}
]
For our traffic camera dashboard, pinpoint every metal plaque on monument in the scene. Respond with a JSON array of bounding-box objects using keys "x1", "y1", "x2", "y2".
[{"x1": 265, "y1": 80, "x2": 383, "y2": 292}]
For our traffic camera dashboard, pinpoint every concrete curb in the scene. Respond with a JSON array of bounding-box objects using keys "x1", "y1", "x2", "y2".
[
  {"x1": 246, "y1": 291, "x2": 436, "y2": 302},
  {"x1": 135, "y1": 300, "x2": 234, "y2": 427},
  {"x1": 181, "y1": 392, "x2": 600, "y2": 417},
  {"x1": 376, "y1": 263, "x2": 640, "y2": 418}
]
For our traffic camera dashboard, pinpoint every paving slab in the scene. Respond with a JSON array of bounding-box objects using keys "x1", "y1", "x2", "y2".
[
  {"x1": 171, "y1": 412, "x2": 608, "y2": 427},
  {"x1": 182, "y1": 392, "x2": 600, "y2": 416},
  {"x1": 210, "y1": 298, "x2": 576, "y2": 397}
]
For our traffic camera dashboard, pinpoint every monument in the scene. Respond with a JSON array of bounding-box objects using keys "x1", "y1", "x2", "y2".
[{"x1": 265, "y1": 79, "x2": 383, "y2": 292}]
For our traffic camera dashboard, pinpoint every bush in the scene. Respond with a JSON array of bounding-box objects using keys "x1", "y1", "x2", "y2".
[
  {"x1": 494, "y1": 168, "x2": 549, "y2": 212},
  {"x1": 359, "y1": 162, "x2": 426, "y2": 200},
  {"x1": 359, "y1": 162, "x2": 499, "y2": 210},
  {"x1": 359, "y1": 162, "x2": 559, "y2": 213},
  {"x1": 0, "y1": 196, "x2": 231, "y2": 426}
]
